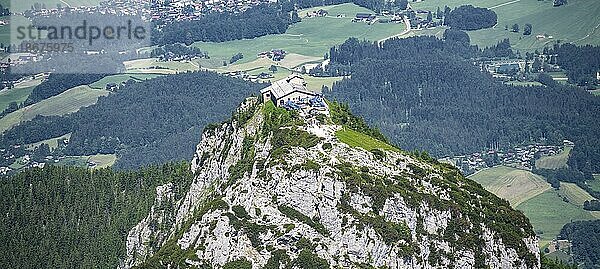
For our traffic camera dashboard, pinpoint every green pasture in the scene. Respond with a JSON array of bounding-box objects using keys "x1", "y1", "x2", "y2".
[
  {"x1": 0, "y1": 85, "x2": 108, "y2": 133},
  {"x1": 516, "y1": 189, "x2": 596, "y2": 244},
  {"x1": 193, "y1": 3, "x2": 405, "y2": 68},
  {"x1": 335, "y1": 128, "x2": 398, "y2": 152},
  {"x1": 412, "y1": 0, "x2": 600, "y2": 50}
]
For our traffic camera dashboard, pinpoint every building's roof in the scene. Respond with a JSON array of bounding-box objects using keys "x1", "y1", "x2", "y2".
[
  {"x1": 260, "y1": 75, "x2": 316, "y2": 99},
  {"x1": 356, "y1": 13, "x2": 372, "y2": 18}
]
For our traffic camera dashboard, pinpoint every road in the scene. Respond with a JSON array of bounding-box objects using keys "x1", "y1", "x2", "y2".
[
  {"x1": 378, "y1": 15, "x2": 412, "y2": 45},
  {"x1": 488, "y1": 0, "x2": 521, "y2": 9}
]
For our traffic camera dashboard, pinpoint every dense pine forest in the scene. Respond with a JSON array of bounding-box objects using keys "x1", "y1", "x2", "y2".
[
  {"x1": 0, "y1": 162, "x2": 193, "y2": 269},
  {"x1": 548, "y1": 43, "x2": 600, "y2": 86},
  {"x1": 443, "y1": 5, "x2": 497, "y2": 31},
  {"x1": 153, "y1": 5, "x2": 298, "y2": 45},
  {"x1": 321, "y1": 36, "x2": 600, "y2": 176},
  {"x1": 559, "y1": 220, "x2": 600, "y2": 268},
  {"x1": 0, "y1": 71, "x2": 265, "y2": 169}
]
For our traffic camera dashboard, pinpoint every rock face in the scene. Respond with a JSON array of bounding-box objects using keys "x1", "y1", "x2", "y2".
[{"x1": 122, "y1": 97, "x2": 540, "y2": 269}]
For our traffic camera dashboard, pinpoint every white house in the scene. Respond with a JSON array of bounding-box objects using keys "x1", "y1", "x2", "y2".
[{"x1": 260, "y1": 75, "x2": 317, "y2": 107}]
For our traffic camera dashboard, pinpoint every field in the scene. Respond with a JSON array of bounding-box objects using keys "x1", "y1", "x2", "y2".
[
  {"x1": 535, "y1": 146, "x2": 572, "y2": 169},
  {"x1": 0, "y1": 85, "x2": 109, "y2": 133},
  {"x1": 124, "y1": 58, "x2": 199, "y2": 74},
  {"x1": 55, "y1": 154, "x2": 116, "y2": 168},
  {"x1": 0, "y1": 76, "x2": 44, "y2": 111},
  {"x1": 469, "y1": 165, "x2": 550, "y2": 207},
  {"x1": 89, "y1": 73, "x2": 164, "y2": 89},
  {"x1": 0, "y1": 84, "x2": 35, "y2": 111},
  {"x1": 471, "y1": 165, "x2": 600, "y2": 246},
  {"x1": 26, "y1": 133, "x2": 70, "y2": 151},
  {"x1": 335, "y1": 128, "x2": 398, "y2": 152},
  {"x1": 505, "y1": 81, "x2": 543, "y2": 87},
  {"x1": 516, "y1": 189, "x2": 596, "y2": 244},
  {"x1": 87, "y1": 154, "x2": 117, "y2": 168},
  {"x1": 558, "y1": 182, "x2": 595, "y2": 206},
  {"x1": 192, "y1": 3, "x2": 406, "y2": 68},
  {"x1": 411, "y1": 0, "x2": 600, "y2": 51},
  {"x1": 587, "y1": 174, "x2": 600, "y2": 193}
]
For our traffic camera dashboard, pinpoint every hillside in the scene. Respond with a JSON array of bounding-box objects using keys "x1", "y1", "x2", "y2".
[
  {"x1": 0, "y1": 162, "x2": 193, "y2": 268},
  {"x1": 469, "y1": 166, "x2": 550, "y2": 207},
  {"x1": 325, "y1": 36, "x2": 600, "y2": 175},
  {"x1": 470, "y1": 166, "x2": 600, "y2": 246},
  {"x1": 0, "y1": 71, "x2": 265, "y2": 169},
  {"x1": 412, "y1": 0, "x2": 600, "y2": 50},
  {"x1": 122, "y1": 97, "x2": 540, "y2": 268}
]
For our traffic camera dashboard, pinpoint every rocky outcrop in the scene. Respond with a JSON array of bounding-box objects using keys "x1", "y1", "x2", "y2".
[{"x1": 122, "y1": 97, "x2": 540, "y2": 269}]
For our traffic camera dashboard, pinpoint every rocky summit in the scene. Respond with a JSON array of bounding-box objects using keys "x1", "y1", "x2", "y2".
[{"x1": 122, "y1": 97, "x2": 540, "y2": 269}]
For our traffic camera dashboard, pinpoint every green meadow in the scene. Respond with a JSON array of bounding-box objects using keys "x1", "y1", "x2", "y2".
[
  {"x1": 472, "y1": 165, "x2": 600, "y2": 247},
  {"x1": 88, "y1": 73, "x2": 163, "y2": 89},
  {"x1": 193, "y1": 3, "x2": 405, "y2": 68},
  {"x1": 0, "y1": 84, "x2": 34, "y2": 110},
  {"x1": 535, "y1": 146, "x2": 572, "y2": 170},
  {"x1": 0, "y1": 85, "x2": 109, "y2": 133},
  {"x1": 516, "y1": 189, "x2": 596, "y2": 244},
  {"x1": 335, "y1": 128, "x2": 399, "y2": 152},
  {"x1": 412, "y1": 0, "x2": 600, "y2": 50},
  {"x1": 469, "y1": 165, "x2": 550, "y2": 207}
]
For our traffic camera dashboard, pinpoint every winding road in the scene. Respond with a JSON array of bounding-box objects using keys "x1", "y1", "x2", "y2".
[{"x1": 377, "y1": 15, "x2": 412, "y2": 45}]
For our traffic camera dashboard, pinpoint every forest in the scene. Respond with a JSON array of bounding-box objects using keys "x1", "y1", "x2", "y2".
[
  {"x1": 548, "y1": 43, "x2": 600, "y2": 87},
  {"x1": 152, "y1": 0, "x2": 412, "y2": 46},
  {"x1": 24, "y1": 73, "x2": 108, "y2": 105},
  {"x1": 559, "y1": 220, "x2": 600, "y2": 268},
  {"x1": 150, "y1": 44, "x2": 207, "y2": 60},
  {"x1": 0, "y1": 162, "x2": 193, "y2": 269},
  {"x1": 0, "y1": 71, "x2": 265, "y2": 169},
  {"x1": 153, "y1": 5, "x2": 297, "y2": 45},
  {"x1": 321, "y1": 35, "x2": 600, "y2": 175},
  {"x1": 444, "y1": 5, "x2": 497, "y2": 31}
]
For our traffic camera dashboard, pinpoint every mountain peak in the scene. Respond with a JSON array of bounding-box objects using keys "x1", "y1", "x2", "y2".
[{"x1": 123, "y1": 96, "x2": 540, "y2": 269}]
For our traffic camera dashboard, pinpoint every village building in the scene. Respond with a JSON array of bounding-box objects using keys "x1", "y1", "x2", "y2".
[{"x1": 260, "y1": 75, "x2": 318, "y2": 107}]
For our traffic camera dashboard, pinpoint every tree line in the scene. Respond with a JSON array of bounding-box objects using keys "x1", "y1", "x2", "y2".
[
  {"x1": 24, "y1": 73, "x2": 108, "y2": 105},
  {"x1": 0, "y1": 71, "x2": 265, "y2": 169},
  {"x1": 559, "y1": 220, "x2": 600, "y2": 268},
  {"x1": 152, "y1": 5, "x2": 298, "y2": 45},
  {"x1": 319, "y1": 35, "x2": 600, "y2": 177},
  {"x1": 444, "y1": 5, "x2": 497, "y2": 31},
  {"x1": 0, "y1": 162, "x2": 193, "y2": 269},
  {"x1": 548, "y1": 43, "x2": 600, "y2": 87}
]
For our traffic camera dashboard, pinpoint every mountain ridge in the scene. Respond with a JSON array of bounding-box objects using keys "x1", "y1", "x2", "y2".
[{"x1": 123, "y1": 97, "x2": 540, "y2": 269}]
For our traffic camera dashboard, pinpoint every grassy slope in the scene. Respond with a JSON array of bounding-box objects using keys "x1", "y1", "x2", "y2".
[
  {"x1": 0, "y1": 85, "x2": 109, "y2": 133},
  {"x1": 124, "y1": 58, "x2": 199, "y2": 74},
  {"x1": 587, "y1": 174, "x2": 600, "y2": 192},
  {"x1": 0, "y1": 76, "x2": 45, "y2": 110},
  {"x1": 335, "y1": 128, "x2": 398, "y2": 152},
  {"x1": 559, "y1": 182, "x2": 595, "y2": 206},
  {"x1": 516, "y1": 189, "x2": 595, "y2": 244},
  {"x1": 0, "y1": 86, "x2": 34, "y2": 111},
  {"x1": 26, "y1": 133, "x2": 71, "y2": 151},
  {"x1": 412, "y1": 0, "x2": 600, "y2": 50},
  {"x1": 469, "y1": 165, "x2": 550, "y2": 207},
  {"x1": 535, "y1": 146, "x2": 572, "y2": 169},
  {"x1": 88, "y1": 154, "x2": 117, "y2": 168},
  {"x1": 471, "y1": 166, "x2": 600, "y2": 246},
  {"x1": 54, "y1": 154, "x2": 116, "y2": 168},
  {"x1": 88, "y1": 73, "x2": 164, "y2": 89}
]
